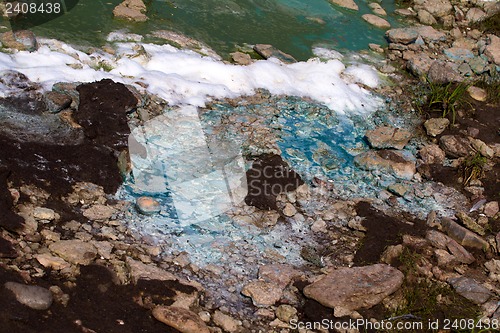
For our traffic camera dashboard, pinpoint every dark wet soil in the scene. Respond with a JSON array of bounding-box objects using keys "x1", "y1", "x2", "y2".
[
  {"x1": 0, "y1": 264, "x2": 184, "y2": 333},
  {"x1": 245, "y1": 153, "x2": 304, "y2": 210},
  {"x1": 353, "y1": 201, "x2": 427, "y2": 266}
]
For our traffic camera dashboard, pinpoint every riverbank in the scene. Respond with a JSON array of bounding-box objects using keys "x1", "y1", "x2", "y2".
[{"x1": 0, "y1": 0, "x2": 500, "y2": 332}]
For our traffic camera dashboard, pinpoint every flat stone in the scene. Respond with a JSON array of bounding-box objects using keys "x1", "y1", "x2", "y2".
[
  {"x1": 33, "y1": 207, "x2": 57, "y2": 221},
  {"x1": 354, "y1": 150, "x2": 416, "y2": 180},
  {"x1": 253, "y1": 44, "x2": 297, "y2": 64},
  {"x1": 135, "y1": 196, "x2": 161, "y2": 215},
  {"x1": 415, "y1": 26, "x2": 446, "y2": 43},
  {"x1": 213, "y1": 311, "x2": 241, "y2": 333},
  {"x1": 418, "y1": 144, "x2": 445, "y2": 164},
  {"x1": 466, "y1": 8, "x2": 486, "y2": 23},
  {"x1": 365, "y1": 126, "x2": 412, "y2": 150},
  {"x1": 457, "y1": 211, "x2": 486, "y2": 236},
  {"x1": 444, "y1": 47, "x2": 475, "y2": 62},
  {"x1": 467, "y1": 86, "x2": 488, "y2": 101},
  {"x1": 82, "y1": 204, "x2": 115, "y2": 221},
  {"x1": 427, "y1": 61, "x2": 462, "y2": 84},
  {"x1": 4, "y1": 282, "x2": 53, "y2": 310},
  {"x1": 418, "y1": 10, "x2": 437, "y2": 25},
  {"x1": 449, "y1": 277, "x2": 491, "y2": 304},
  {"x1": 303, "y1": 264, "x2": 404, "y2": 312},
  {"x1": 230, "y1": 52, "x2": 252, "y2": 65},
  {"x1": 441, "y1": 218, "x2": 490, "y2": 250},
  {"x1": 424, "y1": 118, "x2": 450, "y2": 137},
  {"x1": 471, "y1": 138, "x2": 494, "y2": 158},
  {"x1": 328, "y1": 0, "x2": 358, "y2": 11},
  {"x1": 407, "y1": 53, "x2": 434, "y2": 77},
  {"x1": 468, "y1": 56, "x2": 489, "y2": 75},
  {"x1": 258, "y1": 264, "x2": 301, "y2": 289},
  {"x1": 394, "y1": 9, "x2": 416, "y2": 17},
  {"x1": 113, "y1": 0, "x2": 147, "y2": 22},
  {"x1": 439, "y1": 135, "x2": 472, "y2": 158},
  {"x1": 35, "y1": 253, "x2": 71, "y2": 270},
  {"x1": 152, "y1": 306, "x2": 209, "y2": 333},
  {"x1": 241, "y1": 280, "x2": 283, "y2": 307},
  {"x1": 368, "y1": 3, "x2": 387, "y2": 16},
  {"x1": 362, "y1": 14, "x2": 391, "y2": 29},
  {"x1": 484, "y1": 34, "x2": 500, "y2": 66},
  {"x1": 49, "y1": 240, "x2": 98, "y2": 265}
]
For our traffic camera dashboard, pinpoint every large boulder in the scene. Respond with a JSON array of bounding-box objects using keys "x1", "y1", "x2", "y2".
[{"x1": 303, "y1": 264, "x2": 404, "y2": 316}]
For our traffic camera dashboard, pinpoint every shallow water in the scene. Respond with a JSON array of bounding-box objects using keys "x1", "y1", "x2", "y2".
[{"x1": 2, "y1": 0, "x2": 401, "y2": 59}]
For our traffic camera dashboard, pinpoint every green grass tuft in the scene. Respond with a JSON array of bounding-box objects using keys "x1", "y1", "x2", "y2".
[{"x1": 425, "y1": 77, "x2": 472, "y2": 124}]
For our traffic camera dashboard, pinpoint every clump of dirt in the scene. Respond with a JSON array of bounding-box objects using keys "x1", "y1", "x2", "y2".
[
  {"x1": 245, "y1": 153, "x2": 304, "y2": 210},
  {"x1": 353, "y1": 201, "x2": 427, "y2": 266}
]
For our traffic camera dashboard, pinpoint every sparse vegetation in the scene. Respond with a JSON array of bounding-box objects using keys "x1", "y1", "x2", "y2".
[
  {"x1": 461, "y1": 152, "x2": 487, "y2": 186},
  {"x1": 93, "y1": 61, "x2": 114, "y2": 72},
  {"x1": 473, "y1": 12, "x2": 500, "y2": 35},
  {"x1": 425, "y1": 78, "x2": 472, "y2": 124}
]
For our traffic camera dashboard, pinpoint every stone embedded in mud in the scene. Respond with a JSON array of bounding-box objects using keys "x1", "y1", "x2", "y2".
[
  {"x1": 467, "y1": 86, "x2": 488, "y2": 102},
  {"x1": 424, "y1": 118, "x2": 450, "y2": 137},
  {"x1": 135, "y1": 196, "x2": 161, "y2": 215},
  {"x1": 245, "y1": 154, "x2": 304, "y2": 210},
  {"x1": 365, "y1": 126, "x2": 412, "y2": 150},
  {"x1": 4, "y1": 282, "x2": 53, "y2": 310},
  {"x1": 152, "y1": 306, "x2": 209, "y2": 333},
  {"x1": 303, "y1": 264, "x2": 404, "y2": 313},
  {"x1": 48, "y1": 240, "x2": 98, "y2": 265},
  {"x1": 354, "y1": 150, "x2": 416, "y2": 180},
  {"x1": 449, "y1": 277, "x2": 492, "y2": 305},
  {"x1": 439, "y1": 135, "x2": 472, "y2": 158}
]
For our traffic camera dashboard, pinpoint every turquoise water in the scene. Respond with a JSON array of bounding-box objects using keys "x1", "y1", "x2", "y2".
[{"x1": 2, "y1": 0, "x2": 401, "y2": 60}]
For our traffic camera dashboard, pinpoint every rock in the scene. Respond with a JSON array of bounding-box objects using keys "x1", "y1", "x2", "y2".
[
  {"x1": 441, "y1": 218, "x2": 490, "y2": 250},
  {"x1": 424, "y1": 118, "x2": 450, "y2": 137},
  {"x1": 282, "y1": 203, "x2": 297, "y2": 217},
  {"x1": 365, "y1": 126, "x2": 412, "y2": 150},
  {"x1": 427, "y1": 61, "x2": 462, "y2": 84},
  {"x1": 387, "y1": 183, "x2": 409, "y2": 197},
  {"x1": 258, "y1": 264, "x2": 301, "y2": 289},
  {"x1": 467, "y1": 86, "x2": 488, "y2": 102},
  {"x1": 466, "y1": 8, "x2": 486, "y2": 23},
  {"x1": 484, "y1": 201, "x2": 499, "y2": 218},
  {"x1": 457, "y1": 211, "x2": 486, "y2": 236},
  {"x1": 427, "y1": 230, "x2": 475, "y2": 264},
  {"x1": 354, "y1": 150, "x2": 416, "y2": 180},
  {"x1": 449, "y1": 277, "x2": 491, "y2": 304},
  {"x1": 49, "y1": 240, "x2": 98, "y2": 265},
  {"x1": 471, "y1": 138, "x2": 494, "y2": 158},
  {"x1": 213, "y1": 310, "x2": 241, "y2": 333},
  {"x1": 0, "y1": 30, "x2": 37, "y2": 51},
  {"x1": 82, "y1": 204, "x2": 115, "y2": 221},
  {"x1": 241, "y1": 280, "x2": 283, "y2": 307},
  {"x1": 328, "y1": 0, "x2": 358, "y2": 11},
  {"x1": 253, "y1": 44, "x2": 296, "y2": 64},
  {"x1": 45, "y1": 91, "x2": 72, "y2": 113},
  {"x1": 419, "y1": 144, "x2": 446, "y2": 164},
  {"x1": 468, "y1": 56, "x2": 489, "y2": 75},
  {"x1": 368, "y1": 43, "x2": 384, "y2": 53},
  {"x1": 484, "y1": 35, "x2": 500, "y2": 66},
  {"x1": 113, "y1": 0, "x2": 147, "y2": 22},
  {"x1": 35, "y1": 253, "x2": 71, "y2": 270},
  {"x1": 135, "y1": 196, "x2": 161, "y2": 215},
  {"x1": 435, "y1": 249, "x2": 456, "y2": 266},
  {"x1": 303, "y1": 264, "x2": 404, "y2": 312},
  {"x1": 369, "y1": 3, "x2": 386, "y2": 16},
  {"x1": 276, "y1": 304, "x2": 297, "y2": 322},
  {"x1": 414, "y1": 0, "x2": 452, "y2": 18},
  {"x1": 362, "y1": 14, "x2": 391, "y2": 29},
  {"x1": 4, "y1": 282, "x2": 53, "y2": 310},
  {"x1": 230, "y1": 52, "x2": 252, "y2": 65},
  {"x1": 407, "y1": 53, "x2": 434, "y2": 77},
  {"x1": 386, "y1": 28, "x2": 419, "y2": 44},
  {"x1": 439, "y1": 135, "x2": 472, "y2": 158},
  {"x1": 33, "y1": 207, "x2": 57, "y2": 221},
  {"x1": 444, "y1": 47, "x2": 475, "y2": 62},
  {"x1": 418, "y1": 10, "x2": 438, "y2": 25},
  {"x1": 380, "y1": 244, "x2": 404, "y2": 264},
  {"x1": 152, "y1": 306, "x2": 209, "y2": 333}
]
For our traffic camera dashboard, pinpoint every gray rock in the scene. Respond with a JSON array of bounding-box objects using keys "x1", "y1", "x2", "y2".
[
  {"x1": 354, "y1": 150, "x2": 416, "y2": 180},
  {"x1": 253, "y1": 44, "x2": 296, "y2": 63},
  {"x1": 407, "y1": 53, "x2": 434, "y2": 77},
  {"x1": 365, "y1": 126, "x2": 412, "y2": 150},
  {"x1": 449, "y1": 277, "x2": 491, "y2": 304},
  {"x1": 135, "y1": 196, "x2": 161, "y2": 215},
  {"x1": 49, "y1": 240, "x2": 98, "y2": 265},
  {"x1": 303, "y1": 264, "x2": 404, "y2": 313},
  {"x1": 466, "y1": 8, "x2": 486, "y2": 23},
  {"x1": 45, "y1": 91, "x2": 72, "y2": 113},
  {"x1": 4, "y1": 282, "x2": 53, "y2": 310},
  {"x1": 458, "y1": 62, "x2": 473, "y2": 76},
  {"x1": 468, "y1": 56, "x2": 488, "y2": 75},
  {"x1": 444, "y1": 47, "x2": 475, "y2": 62},
  {"x1": 484, "y1": 34, "x2": 500, "y2": 66},
  {"x1": 441, "y1": 217, "x2": 490, "y2": 250},
  {"x1": 386, "y1": 28, "x2": 419, "y2": 44},
  {"x1": 152, "y1": 306, "x2": 210, "y2": 333},
  {"x1": 424, "y1": 118, "x2": 450, "y2": 137},
  {"x1": 418, "y1": 10, "x2": 438, "y2": 25},
  {"x1": 427, "y1": 61, "x2": 462, "y2": 84},
  {"x1": 362, "y1": 14, "x2": 391, "y2": 29},
  {"x1": 439, "y1": 135, "x2": 472, "y2": 158},
  {"x1": 418, "y1": 144, "x2": 446, "y2": 164},
  {"x1": 484, "y1": 201, "x2": 499, "y2": 218}
]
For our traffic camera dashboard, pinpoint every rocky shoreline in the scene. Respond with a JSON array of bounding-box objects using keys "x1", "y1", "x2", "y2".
[{"x1": 0, "y1": 0, "x2": 500, "y2": 332}]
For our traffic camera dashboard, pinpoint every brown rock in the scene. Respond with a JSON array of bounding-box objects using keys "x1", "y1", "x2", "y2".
[
  {"x1": 439, "y1": 135, "x2": 472, "y2": 158},
  {"x1": 418, "y1": 144, "x2": 445, "y2": 164},
  {"x1": 354, "y1": 150, "x2": 416, "y2": 180},
  {"x1": 49, "y1": 240, "x2": 98, "y2": 265},
  {"x1": 113, "y1": 0, "x2": 147, "y2": 22},
  {"x1": 365, "y1": 126, "x2": 412, "y2": 150},
  {"x1": 241, "y1": 280, "x2": 283, "y2": 307},
  {"x1": 362, "y1": 14, "x2": 391, "y2": 29},
  {"x1": 152, "y1": 306, "x2": 209, "y2": 333}
]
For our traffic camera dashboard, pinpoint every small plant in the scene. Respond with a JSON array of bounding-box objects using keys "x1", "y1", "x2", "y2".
[
  {"x1": 473, "y1": 12, "x2": 500, "y2": 35},
  {"x1": 93, "y1": 61, "x2": 114, "y2": 72},
  {"x1": 461, "y1": 152, "x2": 487, "y2": 186},
  {"x1": 426, "y1": 77, "x2": 471, "y2": 124}
]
